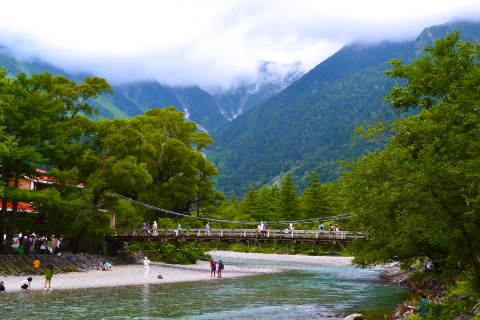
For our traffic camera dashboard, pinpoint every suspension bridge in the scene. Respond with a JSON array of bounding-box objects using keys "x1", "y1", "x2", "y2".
[
  {"x1": 113, "y1": 228, "x2": 364, "y2": 244},
  {"x1": 112, "y1": 193, "x2": 362, "y2": 244}
]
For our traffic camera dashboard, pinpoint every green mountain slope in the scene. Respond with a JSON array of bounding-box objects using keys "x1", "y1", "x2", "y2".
[
  {"x1": 0, "y1": 49, "x2": 294, "y2": 133},
  {"x1": 209, "y1": 20, "x2": 480, "y2": 197}
]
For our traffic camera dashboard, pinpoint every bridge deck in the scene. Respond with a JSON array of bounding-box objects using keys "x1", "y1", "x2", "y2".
[{"x1": 113, "y1": 229, "x2": 364, "y2": 244}]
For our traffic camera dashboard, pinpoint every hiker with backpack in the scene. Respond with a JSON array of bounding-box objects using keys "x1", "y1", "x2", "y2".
[{"x1": 217, "y1": 260, "x2": 224, "y2": 278}]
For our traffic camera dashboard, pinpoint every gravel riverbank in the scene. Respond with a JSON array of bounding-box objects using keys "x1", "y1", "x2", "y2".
[{"x1": 0, "y1": 251, "x2": 353, "y2": 292}]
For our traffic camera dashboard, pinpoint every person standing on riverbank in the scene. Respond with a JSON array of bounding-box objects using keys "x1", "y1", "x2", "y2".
[
  {"x1": 0, "y1": 281, "x2": 5, "y2": 293},
  {"x1": 210, "y1": 259, "x2": 216, "y2": 277},
  {"x1": 44, "y1": 264, "x2": 54, "y2": 291},
  {"x1": 18, "y1": 243, "x2": 25, "y2": 258},
  {"x1": 144, "y1": 257, "x2": 150, "y2": 277},
  {"x1": 33, "y1": 256, "x2": 40, "y2": 275},
  {"x1": 217, "y1": 260, "x2": 224, "y2": 278}
]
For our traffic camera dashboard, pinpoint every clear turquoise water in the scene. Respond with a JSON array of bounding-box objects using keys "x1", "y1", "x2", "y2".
[{"x1": 1, "y1": 259, "x2": 408, "y2": 319}]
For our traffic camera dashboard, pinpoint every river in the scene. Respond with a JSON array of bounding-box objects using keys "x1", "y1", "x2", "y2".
[{"x1": 1, "y1": 258, "x2": 408, "y2": 319}]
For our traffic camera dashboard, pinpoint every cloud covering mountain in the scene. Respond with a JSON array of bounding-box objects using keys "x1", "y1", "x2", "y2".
[{"x1": 2, "y1": 1, "x2": 480, "y2": 90}]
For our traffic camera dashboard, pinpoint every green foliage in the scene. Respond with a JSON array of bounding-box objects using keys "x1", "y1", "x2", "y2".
[
  {"x1": 0, "y1": 70, "x2": 113, "y2": 252},
  {"x1": 299, "y1": 172, "x2": 337, "y2": 219},
  {"x1": 0, "y1": 69, "x2": 223, "y2": 254},
  {"x1": 209, "y1": 42, "x2": 408, "y2": 197},
  {"x1": 412, "y1": 297, "x2": 478, "y2": 320},
  {"x1": 277, "y1": 172, "x2": 299, "y2": 222},
  {"x1": 340, "y1": 30, "x2": 480, "y2": 280},
  {"x1": 209, "y1": 21, "x2": 480, "y2": 198},
  {"x1": 448, "y1": 270, "x2": 480, "y2": 298},
  {"x1": 128, "y1": 241, "x2": 203, "y2": 265},
  {"x1": 113, "y1": 199, "x2": 144, "y2": 229}
]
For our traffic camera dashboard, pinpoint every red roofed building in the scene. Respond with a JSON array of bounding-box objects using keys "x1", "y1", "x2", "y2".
[{"x1": 2, "y1": 169, "x2": 60, "y2": 212}]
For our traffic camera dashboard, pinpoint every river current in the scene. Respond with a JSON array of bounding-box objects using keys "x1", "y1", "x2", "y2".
[{"x1": 1, "y1": 258, "x2": 408, "y2": 319}]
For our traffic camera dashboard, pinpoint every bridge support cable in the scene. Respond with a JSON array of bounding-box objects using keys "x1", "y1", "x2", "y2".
[{"x1": 112, "y1": 192, "x2": 355, "y2": 227}]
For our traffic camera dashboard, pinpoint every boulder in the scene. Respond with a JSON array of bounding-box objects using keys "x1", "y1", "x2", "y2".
[{"x1": 343, "y1": 314, "x2": 364, "y2": 320}]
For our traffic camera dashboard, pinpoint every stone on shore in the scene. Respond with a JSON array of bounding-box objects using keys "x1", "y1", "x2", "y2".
[{"x1": 343, "y1": 314, "x2": 364, "y2": 320}]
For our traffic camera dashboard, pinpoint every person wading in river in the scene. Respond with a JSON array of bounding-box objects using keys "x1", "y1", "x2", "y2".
[
  {"x1": 210, "y1": 259, "x2": 216, "y2": 277},
  {"x1": 44, "y1": 264, "x2": 54, "y2": 291}
]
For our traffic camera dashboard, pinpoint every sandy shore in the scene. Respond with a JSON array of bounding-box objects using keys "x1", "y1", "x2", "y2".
[
  {"x1": 210, "y1": 250, "x2": 354, "y2": 266},
  {"x1": 0, "y1": 251, "x2": 353, "y2": 292}
]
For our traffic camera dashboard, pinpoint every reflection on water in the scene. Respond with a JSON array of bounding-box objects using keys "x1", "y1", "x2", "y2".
[{"x1": 1, "y1": 259, "x2": 408, "y2": 320}]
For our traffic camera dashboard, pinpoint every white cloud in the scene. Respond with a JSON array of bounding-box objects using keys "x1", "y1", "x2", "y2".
[{"x1": 1, "y1": 0, "x2": 480, "y2": 89}]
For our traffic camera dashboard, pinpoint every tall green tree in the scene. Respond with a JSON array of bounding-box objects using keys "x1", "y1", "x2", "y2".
[
  {"x1": 277, "y1": 172, "x2": 299, "y2": 222},
  {"x1": 131, "y1": 107, "x2": 224, "y2": 216},
  {"x1": 0, "y1": 70, "x2": 112, "y2": 253},
  {"x1": 46, "y1": 117, "x2": 152, "y2": 251},
  {"x1": 300, "y1": 172, "x2": 334, "y2": 220},
  {"x1": 239, "y1": 186, "x2": 259, "y2": 219},
  {"x1": 341, "y1": 31, "x2": 480, "y2": 280},
  {"x1": 256, "y1": 185, "x2": 281, "y2": 223}
]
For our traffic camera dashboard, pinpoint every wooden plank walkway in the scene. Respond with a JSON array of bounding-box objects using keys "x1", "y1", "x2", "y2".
[{"x1": 113, "y1": 229, "x2": 364, "y2": 244}]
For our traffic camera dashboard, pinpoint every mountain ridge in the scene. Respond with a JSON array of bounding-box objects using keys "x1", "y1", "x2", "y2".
[
  {"x1": 0, "y1": 49, "x2": 298, "y2": 133},
  {"x1": 2, "y1": 20, "x2": 480, "y2": 198},
  {"x1": 208, "y1": 20, "x2": 480, "y2": 196}
]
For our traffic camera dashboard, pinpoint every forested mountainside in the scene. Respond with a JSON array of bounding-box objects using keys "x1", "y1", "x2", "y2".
[
  {"x1": 2, "y1": 20, "x2": 480, "y2": 198},
  {"x1": 209, "y1": 20, "x2": 480, "y2": 197},
  {"x1": 0, "y1": 50, "x2": 296, "y2": 133}
]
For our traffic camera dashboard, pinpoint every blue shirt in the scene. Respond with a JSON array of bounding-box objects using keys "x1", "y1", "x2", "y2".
[{"x1": 419, "y1": 299, "x2": 430, "y2": 314}]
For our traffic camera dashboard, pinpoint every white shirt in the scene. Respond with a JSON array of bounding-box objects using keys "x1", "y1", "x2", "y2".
[{"x1": 20, "y1": 280, "x2": 30, "y2": 287}]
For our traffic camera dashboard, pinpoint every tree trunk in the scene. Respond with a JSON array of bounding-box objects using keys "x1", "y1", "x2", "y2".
[
  {"x1": 431, "y1": 189, "x2": 480, "y2": 280},
  {"x1": 5, "y1": 201, "x2": 18, "y2": 254},
  {"x1": 6, "y1": 160, "x2": 21, "y2": 254},
  {"x1": 0, "y1": 194, "x2": 8, "y2": 253},
  {"x1": 458, "y1": 223, "x2": 480, "y2": 280}
]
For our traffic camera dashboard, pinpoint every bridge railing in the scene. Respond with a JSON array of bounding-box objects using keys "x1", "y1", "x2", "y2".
[{"x1": 114, "y1": 228, "x2": 364, "y2": 240}]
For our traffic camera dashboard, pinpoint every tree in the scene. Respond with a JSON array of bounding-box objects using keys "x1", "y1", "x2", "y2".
[
  {"x1": 300, "y1": 172, "x2": 334, "y2": 220},
  {"x1": 47, "y1": 117, "x2": 152, "y2": 251},
  {"x1": 239, "y1": 187, "x2": 259, "y2": 219},
  {"x1": 0, "y1": 70, "x2": 112, "y2": 253},
  {"x1": 277, "y1": 172, "x2": 299, "y2": 222},
  {"x1": 214, "y1": 195, "x2": 254, "y2": 228},
  {"x1": 256, "y1": 185, "x2": 281, "y2": 223},
  {"x1": 341, "y1": 31, "x2": 480, "y2": 280},
  {"x1": 130, "y1": 107, "x2": 224, "y2": 216}
]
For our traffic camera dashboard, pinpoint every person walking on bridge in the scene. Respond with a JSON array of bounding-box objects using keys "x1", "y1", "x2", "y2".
[
  {"x1": 152, "y1": 221, "x2": 158, "y2": 236},
  {"x1": 175, "y1": 222, "x2": 181, "y2": 236},
  {"x1": 205, "y1": 221, "x2": 211, "y2": 236},
  {"x1": 142, "y1": 222, "x2": 149, "y2": 236}
]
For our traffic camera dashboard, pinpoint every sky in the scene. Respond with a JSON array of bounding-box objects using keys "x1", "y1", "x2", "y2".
[{"x1": 1, "y1": 0, "x2": 480, "y2": 91}]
